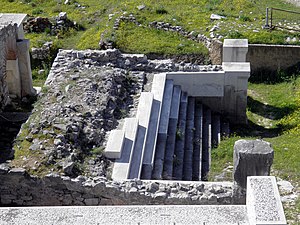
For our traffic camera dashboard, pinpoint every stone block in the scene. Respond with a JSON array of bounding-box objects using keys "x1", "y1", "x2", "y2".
[
  {"x1": 128, "y1": 92, "x2": 153, "y2": 179},
  {"x1": 17, "y1": 39, "x2": 36, "y2": 97},
  {"x1": 167, "y1": 72, "x2": 224, "y2": 97},
  {"x1": 223, "y1": 39, "x2": 248, "y2": 62},
  {"x1": 6, "y1": 59, "x2": 21, "y2": 98},
  {"x1": 233, "y1": 140, "x2": 274, "y2": 204},
  {"x1": 141, "y1": 74, "x2": 166, "y2": 179},
  {"x1": 0, "y1": 13, "x2": 27, "y2": 39},
  {"x1": 112, "y1": 118, "x2": 138, "y2": 180},
  {"x1": 247, "y1": 176, "x2": 287, "y2": 225},
  {"x1": 104, "y1": 130, "x2": 125, "y2": 159},
  {"x1": 223, "y1": 62, "x2": 250, "y2": 124},
  {"x1": 0, "y1": 205, "x2": 249, "y2": 224}
]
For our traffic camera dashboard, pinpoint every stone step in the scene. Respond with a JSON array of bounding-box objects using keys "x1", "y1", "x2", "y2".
[
  {"x1": 152, "y1": 79, "x2": 174, "y2": 179},
  {"x1": 104, "y1": 130, "x2": 125, "y2": 159},
  {"x1": 201, "y1": 107, "x2": 212, "y2": 181},
  {"x1": 128, "y1": 92, "x2": 154, "y2": 179},
  {"x1": 111, "y1": 118, "x2": 139, "y2": 180},
  {"x1": 182, "y1": 97, "x2": 195, "y2": 181},
  {"x1": 212, "y1": 114, "x2": 221, "y2": 148},
  {"x1": 192, "y1": 102, "x2": 203, "y2": 181},
  {"x1": 0, "y1": 205, "x2": 249, "y2": 224},
  {"x1": 162, "y1": 85, "x2": 181, "y2": 179},
  {"x1": 172, "y1": 92, "x2": 188, "y2": 180},
  {"x1": 141, "y1": 74, "x2": 166, "y2": 180}
]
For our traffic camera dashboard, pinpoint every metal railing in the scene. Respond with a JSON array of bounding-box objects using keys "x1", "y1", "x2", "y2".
[{"x1": 265, "y1": 7, "x2": 300, "y2": 31}]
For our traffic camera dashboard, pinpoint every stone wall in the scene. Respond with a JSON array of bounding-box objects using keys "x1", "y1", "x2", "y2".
[
  {"x1": 0, "y1": 24, "x2": 17, "y2": 110},
  {"x1": 247, "y1": 44, "x2": 300, "y2": 74},
  {"x1": 211, "y1": 42, "x2": 300, "y2": 75},
  {"x1": 0, "y1": 167, "x2": 233, "y2": 206}
]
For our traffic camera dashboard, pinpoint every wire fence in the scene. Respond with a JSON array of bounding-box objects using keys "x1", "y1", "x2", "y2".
[{"x1": 265, "y1": 7, "x2": 300, "y2": 31}]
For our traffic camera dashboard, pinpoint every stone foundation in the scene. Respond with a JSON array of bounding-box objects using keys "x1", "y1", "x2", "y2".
[{"x1": 0, "y1": 167, "x2": 233, "y2": 206}]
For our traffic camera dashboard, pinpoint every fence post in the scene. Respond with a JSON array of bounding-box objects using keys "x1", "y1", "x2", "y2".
[{"x1": 264, "y1": 7, "x2": 270, "y2": 28}]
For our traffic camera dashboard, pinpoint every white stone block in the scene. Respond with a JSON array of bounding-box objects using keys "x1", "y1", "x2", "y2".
[
  {"x1": 223, "y1": 39, "x2": 248, "y2": 62},
  {"x1": 247, "y1": 176, "x2": 287, "y2": 225},
  {"x1": 112, "y1": 118, "x2": 139, "y2": 180},
  {"x1": 104, "y1": 130, "x2": 125, "y2": 159},
  {"x1": 17, "y1": 39, "x2": 36, "y2": 97},
  {"x1": 6, "y1": 59, "x2": 21, "y2": 98},
  {"x1": 166, "y1": 72, "x2": 224, "y2": 97}
]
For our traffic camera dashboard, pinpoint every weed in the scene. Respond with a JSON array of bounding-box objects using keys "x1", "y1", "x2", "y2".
[
  {"x1": 176, "y1": 128, "x2": 184, "y2": 140},
  {"x1": 90, "y1": 146, "x2": 105, "y2": 155},
  {"x1": 32, "y1": 8, "x2": 44, "y2": 15},
  {"x1": 239, "y1": 15, "x2": 251, "y2": 22}
]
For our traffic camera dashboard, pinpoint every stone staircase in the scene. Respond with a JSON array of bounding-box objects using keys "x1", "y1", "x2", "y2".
[{"x1": 105, "y1": 73, "x2": 230, "y2": 181}]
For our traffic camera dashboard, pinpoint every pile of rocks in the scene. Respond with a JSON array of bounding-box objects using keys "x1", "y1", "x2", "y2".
[
  {"x1": 23, "y1": 17, "x2": 52, "y2": 33},
  {"x1": 53, "y1": 12, "x2": 78, "y2": 33},
  {"x1": 23, "y1": 12, "x2": 79, "y2": 36},
  {"x1": 31, "y1": 41, "x2": 53, "y2": 60}
]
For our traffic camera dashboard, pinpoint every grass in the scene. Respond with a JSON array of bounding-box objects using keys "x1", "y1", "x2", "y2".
[
  {"x1": 210, "y1": 75, "x2": 300, "y2": 224},
  {"x1": 115, "y1": 22, "x2": 209, "y2": 55},
  {"x1": 1, "y1": 0, "x2": 300, "y2": 52}
]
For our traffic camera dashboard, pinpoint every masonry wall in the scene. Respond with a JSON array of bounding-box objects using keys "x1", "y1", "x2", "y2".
[
  {"x1": 247, "y1": 44, "x2": 300, "y2": 74},
  {"x1": 210, "y1": 42, "x2": 300, "y2": 75},
  {"x1": 0, "y1": 168, "x2": 233, "y2": 206},
  {"x1": 0, "y1": 24, "x2": 17, "y2": 110}
]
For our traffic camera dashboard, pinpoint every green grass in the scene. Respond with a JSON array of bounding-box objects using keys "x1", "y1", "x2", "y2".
[
  {"x1": 2, "y1": 0, "x2": 300, "y2": 52},
  {"x1": 115, "y1": 22, "x2": 209, "y2": 55},
  {"x1": 210, "y1": 76, "x2": 300, "y2": 224}
]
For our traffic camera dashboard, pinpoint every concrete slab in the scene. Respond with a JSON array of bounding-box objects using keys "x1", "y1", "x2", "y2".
[
  {"x1": 223, "y1": 39, "x2": 248, "y2": 62},
  {"x1": 112, "y1": 118, "x2": 139, "y2": 180},
  {"x1": 163, "y1": 85, "x2": 181, "y2": 179},
  {"x1": 202, "y1": 107, "x2": 211, "y2": 180},
  {"x1": 104, "y1": 130, "x2": 125, "y2": 159},
  {"x1": 17, "y1": 39, "x2": 36, "y2": 97},
  {"x1": 166, "y1": 72, "x2": 224, "y2": 97},
  {"x1": 247, "y1": 176, "x2": 287, "y2": 225},
  {"x1": 0, "y1": 13, "x2": 27, "y2": 26},
  {"x1": 158, "y1": 79, "x2": 174, "y2": 134},
  {"x1": 0, "y1": 205, "x2": 249, "y2": 225},
  {"x1": 152, "y1": 80, "x2": 173, "y2": 179},
  {"x1": 6, "y1": 59, "x2": 21, "y2": 98},
  {"x1": 193, "y1": 102, "x2": 203, "y2": 181},
  {"x1": 128, "y1": 92, "x2": 153, "y2": 179},
  {"x1": 0, "y1": 13, "x2": 27, "y2": 38},
  {"x1": 183, "y1": 97, "x2": 195, "y2": 181},
  {"x1": 173, "y1": 92, "x2": 188, "y2": 180},
  {"x1": 141, "y1": 74, "x2": 166, "y2": 179}
]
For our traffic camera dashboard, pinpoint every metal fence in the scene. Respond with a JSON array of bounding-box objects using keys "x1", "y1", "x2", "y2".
[{"x1": 265, "y1": 7, "x2": 300, "y2": 31}]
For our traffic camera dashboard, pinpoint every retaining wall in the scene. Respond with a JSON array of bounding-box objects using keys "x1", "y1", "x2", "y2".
[
  {"x1": 211, "y1": 41, "x2": 300, "y2": 75},
  {"x1": 247, "y1": 44, "x2": 300, "y2": 74},
  {"x1": 0, "y1": 167, "x2": 233, "y2": 206}
]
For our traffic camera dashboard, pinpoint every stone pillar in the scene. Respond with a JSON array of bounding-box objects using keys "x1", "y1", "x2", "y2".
[
  {"x1": 17, "y1": 39, "x2": 36, "y2": 97},
  {"x1": 6, "y1": 59, "x2": 21, "y2": 98},
  {"x1": 223, "y1": 39, "x2": 248, "y2": 62},
  {"x1": 233, "y1": 139, "x2": 274, "y2": 204},
  {"x1": 223, "y1": 62, "x2": 250, "y2": 124}
]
